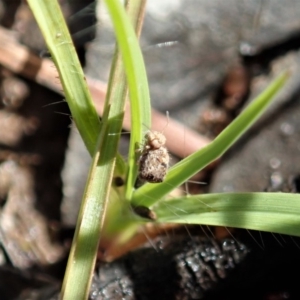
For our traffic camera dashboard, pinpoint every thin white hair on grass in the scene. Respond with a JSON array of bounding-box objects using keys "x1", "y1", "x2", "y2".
[
  {"x1": 42, "y1": 100, "x2": 67, "y2": 108},
  {"x1": 277, "y1": 233, "x2": 287, "y2": 244},
  {"x1": 290, "y1": 236, "x2": 300, "y2": 250},
  {"x1": 70, "y1": 1, "x2": 113, "y2": 50},
  {"x1": 162, "y1": 110, "x2": 169, "y2": 134},
  {"x1": 246, "y1": 231, "x2": 300, "y2": 250},
  {"x1": 251, "y1": 0, "x2": 267, "y2": 34},
  {"x1": 71, "y1": 23, "x2": 98, "y2": 45},
  {"x1": 68, "y1": 1, "x2": 100, "y2": 45},
  {"x1": 159, "y1": 179, "x2": 212, "y2": 211},
  {"x1": 222, "y1": 227, "x2": 244, "y2": 248},
  {"x1": 139, "y1": 110, "x2": 169, "y2": 136},
  {"x1": 187, "y1": 180, "x2": 207, "y2": 185},
  {"x1": 194, "y1": 225, "x2": 215, "y2": 242},
  {"x1": 181, "y1": 224, "x2": 193, "y2": 239},
  {"x1": 68, "y1": 1, "x2": 181, "y2": 71},
  {"x1": 53, "y1": 112, "x2": 73, "y2": 129},
  {"x1": 246, "y1": 229, "x2": 264, "y2": 250},
  {"x1": 159, "y1": 200, "x2": 189, "y2": 216},
  {"x1": 142, "y1": 41, "x2": 179, "y2": 52},
  {"x1": 107, "y1": 131, "x2": 131, "y2": 137},
  {"x1": 73, "y1": 10, "x2": 181, "y2": 55},
  {"x1": 271, "y1": 233, "x2": 283, "y2": 247},
  {"x1": 53, "y1": 111, "x2": 72, "y2": 118},
  {"x1": 68, "y1": 2, "x2": 97, "y2": 23},
  {"x1": 89, "y1": 39, "x2": 181, "y2": 59},
  {"x1": 185, "y1": 194, "x2": 213, "y2": 211},
  {"x1": 139, "y1": 224, "x2": 160, "y2": 252},
  {"x1": 183, "y1": 180, "x2": 207, "y2": 205},
  {"x1": 184, "y1": 181, "x2": 190, "y2": 198}
]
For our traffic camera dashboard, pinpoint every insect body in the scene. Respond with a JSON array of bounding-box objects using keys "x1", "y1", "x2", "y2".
[{"x1": 138, "y1": 131, "x2": 169, "y2": 183}]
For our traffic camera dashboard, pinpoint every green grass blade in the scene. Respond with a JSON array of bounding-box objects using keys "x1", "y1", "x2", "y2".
[
  {"x1": 103, "y1": 0, "x2": 151, "y2": 200},
  {"x1": 61, "y1": 106, "x2": 112, "y2": 300},
  {"x1": 27, "y1": 0, "x2": 101, "y2": 156},
  {"x1": 132, "y1": 72, "x2": 289, "y2": 207},
  {"x1": 61, "y1": 29, "x2": 128, "y2": 300},
  {"x1": 154, "y1": 192, "x2": 300, "y2": 236},
  {"x1": 61, "y1": 1, "x2": 148, "y2": 299}
]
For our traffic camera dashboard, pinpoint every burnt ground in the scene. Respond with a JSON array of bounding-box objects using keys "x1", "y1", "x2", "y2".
[{"x1": 0, "y1": 1, "x2": 300, "y2": 299}]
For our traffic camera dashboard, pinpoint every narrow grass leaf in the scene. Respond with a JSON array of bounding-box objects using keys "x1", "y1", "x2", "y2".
[
  {"x1": 132, "y1": 72, "x2": 289, "y2": 207},
  {"x1": 61, "y1": 105, "x2": 113, "y2": 300},
  {"x1": 154, "y1": 192, "x2": 300, "y2": 236},
  {"x1": 27, "y1": 0, "x2": 101, "y2": 155},
  {"x1": 104, "y1": 0, "x2": 151, "y2": 200}
]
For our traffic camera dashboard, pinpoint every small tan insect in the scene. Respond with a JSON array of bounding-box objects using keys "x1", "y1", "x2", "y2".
[
  {"x1": 138, "y1": 131, "x2": 169, "y2": 183},
  {"x1": 143, "y1": 131, "x2": 166, "y2": 150}
]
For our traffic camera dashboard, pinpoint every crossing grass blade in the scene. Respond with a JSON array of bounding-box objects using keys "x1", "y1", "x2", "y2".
[
  {"x1": 154, "y1": 192, "x2": 300, "y2": 236},
  {"x1": 132, "y1": 72, "x2": 289, "y2": 207}
]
